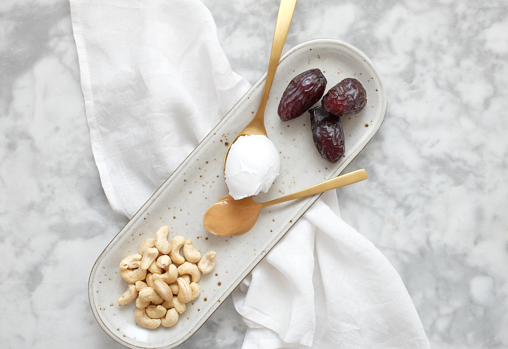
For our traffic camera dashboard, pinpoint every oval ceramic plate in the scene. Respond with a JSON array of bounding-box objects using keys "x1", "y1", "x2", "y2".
[{"x1": 89, "y1": 39, "x2": 387, "y2": 348}]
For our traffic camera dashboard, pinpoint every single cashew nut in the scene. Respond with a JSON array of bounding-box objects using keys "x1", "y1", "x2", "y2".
[
  {"x1": 138, "y1": 287, "x2": 164, "y2": 304},
  {"x1": 177, "y1": 262, "x2": 201, "y2": 283},
  {"x1": 119, "y1": 254, "x2": 142, "y2": 270},
  {"x1": 161, "y1": 308, "x2": 179, "y2": 328},
  {"x1": 136, "y1": 297, "x2": 150, "y2": 309},
  {"x1": 134, "y1": 308, "x2": 161, "y2": 329},
  {"x1": 118, "y1": 284, "x2": 137, "y2": 305},
  {"x1": 148, "y1": 260, "x2": 162, "y2": 274},
  {"x1": 119, "y1": 268, "x2": 147, "y2": 284},
  {"x1": 172, "y1": 297, "x2": 186, "y2": 314},
  {"x1": 146, "y1": 273, "x2": 154, "y2": 287},
  {"x1": 141, "y1": 247, "x2": 159, "y2": 270},
  {"x1": 146, "y1": 305, "x2": 167, "y2": 319},
  {"x1": 153, "y1": 280, "x2": 174, "y2": 303},
  {"x1": 139, "y1": 238, "x2": 156, "y2": 256},
  {"x1": 155, "y1": 226, "x2": 171, "y2": 254},
  {"x1": 162, "y1": 299, "x2": 174, "y2": 309},
  {"x1": 190, "y1": 282, "x2": 200, "y2": 301},
  {"x1": 183, "y1": 239, "x2": 201, "y2": 263},
  {"x1": 169, "y1": 236, "x2": 186, "y2": 264},
  {"x1": 153, "y1": 264, "x2": 177, "y2": 284},
  {"x1": 198, "y1": 251, "x2": 216, "y2": 274},
  {"x1": 170, "y1": 284, "x2": 179, "y2": 295},
  {"x1": 135, "y1": 281, "x2": 148, "y2": 292},
  {"x1": 157, "y1": 255, "x2": 171, "y2": 271},
  {"x1": 176, "y1": 277, "x2": 192, "y2": 304}
]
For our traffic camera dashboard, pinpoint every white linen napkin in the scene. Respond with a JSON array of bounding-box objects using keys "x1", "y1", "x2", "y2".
[
  {"x1": 70, "y1": 0, "x2": 430, "y2": 348},
  {"x1": 233, "y1": 190, "x2": 429, "y2": 349}
]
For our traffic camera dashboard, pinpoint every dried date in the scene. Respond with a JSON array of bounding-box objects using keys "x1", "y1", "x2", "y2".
[
  {"x1": 309, "y1": 107, "x2": 345, "y2": 163},
  {"x1": 278, "y1": 69, "x2": 327, "y2": 121},
  {"x1": 322, "y1": 78, "x2": 367, "y2": 117}
]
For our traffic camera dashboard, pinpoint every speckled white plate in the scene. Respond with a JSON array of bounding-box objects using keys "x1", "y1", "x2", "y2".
[{"x1": 89, "y1": 39, "x2": 387, "y2": 348}]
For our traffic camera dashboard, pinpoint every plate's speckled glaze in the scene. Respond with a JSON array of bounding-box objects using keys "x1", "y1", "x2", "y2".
[{"x1": 88, "y1": 39, "x2": 387, "y2": 349}]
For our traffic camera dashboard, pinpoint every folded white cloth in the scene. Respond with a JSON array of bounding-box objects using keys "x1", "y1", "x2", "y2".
[
  {"x1": 70, "y1": 0, "x2": 250, "y2": 217},
  {"x1": 70, "y1": 0, "x2": 430, "y2": 348},
  {"x1": 233, "y1": 190, "x2": 429, "y2": 349}
]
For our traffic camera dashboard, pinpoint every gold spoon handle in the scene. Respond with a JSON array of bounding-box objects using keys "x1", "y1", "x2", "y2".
[
  {"x1": 261, "y1": 169, "x2": 368, "y2": 208},
  {"x1": 252, "y1": 0, "x2": 297, "y2": 129}
]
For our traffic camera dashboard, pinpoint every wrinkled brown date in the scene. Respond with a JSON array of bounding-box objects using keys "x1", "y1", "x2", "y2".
[
  {"x1": 322, "y1": 78, "x2": 367, "y2": 117},
  {"x1": 278, "y1": 69, "x2": 327, "y2": 121},
  {"x1": 309, "y1": 107, "x2": 345, "y2": 163}
]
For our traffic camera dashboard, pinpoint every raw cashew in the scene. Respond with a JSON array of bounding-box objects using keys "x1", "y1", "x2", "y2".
[
  {"x1": 148, "y1": 260, "x2": 162, "y2": 274},
  {"x1": 139, "y1": 238, "x2": 155, "y2": 256},
  {"x1": 170, "y1": 284, "x2": 179, "y2": 295},
  {"x1": 146, "y1": 305, "x2": 167, "y2": 319},
  {"x1": 157, "y1": 255, "x2": 171, "y2": 271},
  {"x1": 141, "y1": 247, "x2": 159, "y2": 270},
  {"x1": 172, "y1": 297, "x2": 186, "y2": 314},
  {"x1": 134, "y1": 308, "x2": 161, "y2": 329},
  {"x1": 177, "y1": 277, "x2": 192, "y2": 304},
  {"x1": 198, "y1": 251, "x2": 216, "y2": 274},
  {"x1": 135, "y1": 281, "x2": 147, "y2": 292},
  {"x1": 146, "y1": 273, "x2": 154, "y2": 287},
  {"x1": 180, "y1": 274, "x2": 191, "y2": 284},
  {"x1": 118, "y1": 284, "x2": 137, "y2": 305},
  {"x1": 183, "y1": 239, "x2": 201, "y2": 263},
  {"x1": 153, "y1": 280, "x2": 174, "y2": 303},
  {"x1": 138, "y1": 287, "x2": 164, "y2": 304},
  {"x1": 177, "y1": 262, "x2": 201, "y2": 283},
  {"x1": 119, "y1": 254, "x2": 142, "y2": 270},
  {"x1": 119, "y1": 268, "x2": 147, "y2": 284},
  {"x1": 162, "y1": 299, "x2": 174, "y2": 309},
  {"x1": 136, "y1": 297, "x2": 150, "y2": 309},
  {"x1": 152, "y1": 264, "x2": 177, "y2": 284},
  {"x1": 169, "y1": 236, "x2": 186, "y2": 264},
  {"x1": 190, "y1": 282, "x2": 200, "y2": 301},
  {"x1": 155, "y1": 226, "x2": 171, "y2": 254},
  {"x1": 161, "y1": 308, "x2": 179, "y2": 328}
]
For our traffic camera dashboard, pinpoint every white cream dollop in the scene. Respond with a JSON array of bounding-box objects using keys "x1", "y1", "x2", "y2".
[{"x1": 225, "y1": 135, "x2": 280, "y2": 200}]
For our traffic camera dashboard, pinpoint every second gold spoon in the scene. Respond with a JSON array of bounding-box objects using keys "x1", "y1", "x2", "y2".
[{"x1": 204, "y1": 169, "x2": 367, "y2": 236}]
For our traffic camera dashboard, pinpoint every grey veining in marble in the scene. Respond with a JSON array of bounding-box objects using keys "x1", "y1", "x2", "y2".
[{"x1": 1, "y1": 0, "x2": 507, "y2": 348}]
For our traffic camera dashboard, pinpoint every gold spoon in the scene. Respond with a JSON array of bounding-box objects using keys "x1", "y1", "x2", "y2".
[
  {"x1": 204, "y1": 169, "x2": 367, "y2": 236},
  {"x1": 223, "y1": 0, "x2": 297, "y2": 173}
]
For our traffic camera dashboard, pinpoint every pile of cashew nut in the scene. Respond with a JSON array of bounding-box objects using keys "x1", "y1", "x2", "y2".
[{"x1": 117, "y1": 226, "x2": 216, "y2": 329}]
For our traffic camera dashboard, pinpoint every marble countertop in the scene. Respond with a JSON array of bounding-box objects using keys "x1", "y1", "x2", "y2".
[{"x1": 1, "y1": 0, "x2": 507, "y2": 348}]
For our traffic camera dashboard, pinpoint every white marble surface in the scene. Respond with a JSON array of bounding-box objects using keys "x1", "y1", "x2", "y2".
[{"x1": 1, "y1": 0, "x2": 507, "y2": 348}]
